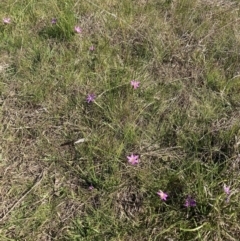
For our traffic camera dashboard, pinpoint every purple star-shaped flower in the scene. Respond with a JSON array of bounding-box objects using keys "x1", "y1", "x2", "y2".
[
  {"x1": 51, "y1": 18, "x2": 57, "y2": 24},
  {"x1": 74, "y1": 26, "x2": 82, "y2": 33},
  {"x1": 86, "y1": 93, "x2": 96, "y2": 103},
  {"x1": 157, "y1": 190, "x2": 168, "y2": 201},
  {"x1": 184, "y1": 196, "x2": 196, "y2": 207},
  {"x1": 130, "y1": 80, "x2": 140, "y2": 89},
  {"x1": 127, "y1": 154, "x2": 139, "y2": 165},
  {"x1": 3, "y1": 17, "x2": 11, "y2": 24}
]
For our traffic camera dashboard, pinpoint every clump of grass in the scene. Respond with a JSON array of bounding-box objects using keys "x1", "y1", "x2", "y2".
[{"x1": 1, "y1": 0, "x2": 240, "y2": 240}]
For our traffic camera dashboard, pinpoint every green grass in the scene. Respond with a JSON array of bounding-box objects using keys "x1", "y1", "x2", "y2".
[{"x1": 1, "y1": 0, "x2": 240, "y2": 240}]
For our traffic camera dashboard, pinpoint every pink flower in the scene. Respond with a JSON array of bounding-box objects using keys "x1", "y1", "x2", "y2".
[
  {"x1": 184, "y1": 196, "x2": 196, "y2": 207},
  {"x1": 157, "y1": 190, "x2": 168, "y2": 201},
  {"x1": 223, "y1": 184, "x2": 231, "y2": 202},
  {"x1": 74, "y1": 26, "x2": 82, "y2": 33},
  {"x1": 51, "y1": 18, "x2": 57, "y2": 24},
  {"x1": 223, "y1": 184, "x2": 230, "y2": 195},
  {"x1": 86, "y1": 93, "x2": 96, "y2": 103},
  {"x1": 89, "y1": 185, "x2": 94, "y2": 190},
  {"x1": 3, "y1": 17, "x2": 11, "y2": 24},
  {"x1": 127, "y1": 154, "x2": 139, "y2": 165},
  {"x1": 130, "y1": 80, "x2": 140, "y2": 89},
  {"x1": 89, "y1": 45, "x2": 95, "y2": 51}
]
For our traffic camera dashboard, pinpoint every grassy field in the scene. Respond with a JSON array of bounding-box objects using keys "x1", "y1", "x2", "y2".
[{"x1": 1, "y1": 0, "x2": 240, "y2": 240}]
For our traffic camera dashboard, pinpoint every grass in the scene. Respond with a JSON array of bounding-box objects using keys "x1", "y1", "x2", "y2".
[{"x1": 1, "y1": 0, "x2": 240, "y2": 240}]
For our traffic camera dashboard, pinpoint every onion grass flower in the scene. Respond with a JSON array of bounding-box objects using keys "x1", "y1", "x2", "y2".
[
  {"x1": 157, "y1": 190, "x2": 168, "y2": 201},
  {"x1": 127, "y1": 154, "x2": 139, "y2": 165}
]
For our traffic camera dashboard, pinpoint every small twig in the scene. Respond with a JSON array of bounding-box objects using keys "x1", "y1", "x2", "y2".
[
  {"x1": 77, "y1": 0, "x2": 148, "y2": 41},
  {"x1": 83, "y1": 0, "x2": 117, "y2": 19},
  {"x1": 199, "y1": 18, "x2": 240, "y2": 44},
  {"x1": 0, "y1": 170, "x2": 45, "y2": 222}
]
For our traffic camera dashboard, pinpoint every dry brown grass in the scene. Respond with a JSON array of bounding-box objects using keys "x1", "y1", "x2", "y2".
[{"x1": 1, "y1": 0, "x2": 240, "y2": 240}]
